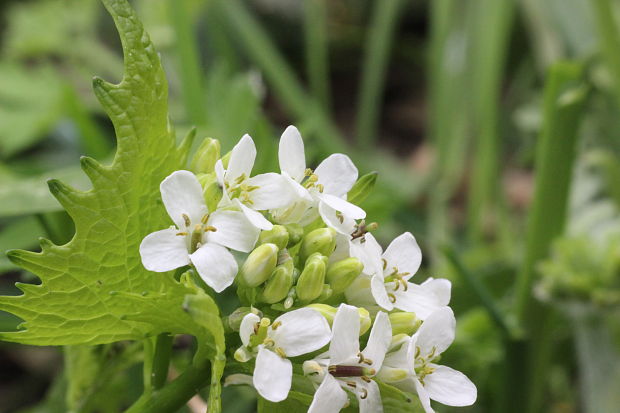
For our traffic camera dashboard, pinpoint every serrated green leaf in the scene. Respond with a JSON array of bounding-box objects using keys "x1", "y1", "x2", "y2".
[{"x1": 0, "y1": 0, "x2": 202, "y2": 346}]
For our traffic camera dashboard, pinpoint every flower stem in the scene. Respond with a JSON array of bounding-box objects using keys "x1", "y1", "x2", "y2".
[{"x1": 152, "y1": 333, "x2": 174, "y2": 390}]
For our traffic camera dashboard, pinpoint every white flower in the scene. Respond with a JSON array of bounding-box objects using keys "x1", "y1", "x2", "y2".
[
  {"x1": 237, "y1": 308, "x2": 331, "y2": 402},
  {"x1": 215, "y1": 134, "x2": 294, "y2": 230},
  {"x1": 304, "y1": 304, "x2": 392, "y2": 413},
  {"x1": 139, "y1": 170, "x2": 259, "y2": 292},
  {"x1": 378, "y1": 307, "x2": 477, "y2": 413},
  {"x1": 345, "y1": 232, "x2": 451, "y2": 320},
  {"x1": 272, "y1": 125, "x2": 366, "y2": 226}
]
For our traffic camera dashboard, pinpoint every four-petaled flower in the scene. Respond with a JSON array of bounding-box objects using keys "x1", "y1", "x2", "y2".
[
  {"x1": 139, "y1": 170, "x2": 259, "y2": 292},
  {"x1": 273, "y1": 125, "x2": 366, "y2": 226},
  {"x1": 378, "y1": 307, "x2": 477, "y2": 413},
  {"x1": 346, "y1": 232, "x2": 451, "y2": 320},
  {"x1": 304, "y1": 304, "x2": 392, "y2": 413},
  {"x1": 237, "y1": 308, "x2": 331, "y2": 402},
  {"x1": 215, "y1": 134, "x2": 294, "y2": 230}
]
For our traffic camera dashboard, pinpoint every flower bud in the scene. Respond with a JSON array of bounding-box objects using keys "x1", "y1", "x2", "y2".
[
  {"x1": 388, "y1": 312, "x2": 422, "y2": 336},
  {"x1": 347, "y1": 171, "x2": 378, "y2": 205},
  {"x1": 326, "y1": 257, "x2": 363, "y2": 294},
  {"x1": 198, "y1": 173, "x2": 223, "y2": 212},
  {"x1": 225, "y1": 307, "x2": 261, "y2": 332},
  {"x1": 260, "y1": 262, "x2": 294, "y2": 304},
  {"x1": 239, "y1": 244, "x2": 279, "y2": 287},
  {"x1": 296, "y1": 253, "x2": 327, "y2": 302},
  {"x1": 190, "y1": 138, "x2": 221, "y2": 174},
  {"x1": 305, "y1": 303, "x2": 370, "y2": 336},
  {"x1": 377, "y1": 366, "x2": 409, "y2": 383},
  {"x1": 258, "y1": 225, "x2": 289, "y2": 250},
  {"x1": 300, "y1": 228, "x2": 336, "y2": 263},
  {"x1": 285, "y1": 224, "x2": 303, "y2": 247},
  {"x1": 234, "y1": 346, "x2": 253, "y2": 363}
]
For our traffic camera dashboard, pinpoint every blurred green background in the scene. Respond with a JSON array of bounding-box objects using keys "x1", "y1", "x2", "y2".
[{"x1": 1, "y1": 0, "x2": 619, "y2": 412}]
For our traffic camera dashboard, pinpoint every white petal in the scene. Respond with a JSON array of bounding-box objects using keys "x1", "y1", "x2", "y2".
[
  {"x1": 308, "y1": 373, "x2": 349, "y2": 413},
  {"x1": 350, "y1": 234, "x2": 383, "y2": 277},
  {"x1": 424, "y1": 365, "x2": 477, "y2": 407},
  {"x1": 362, "y1": 311, "x2": 392, "y2": 371},
  {"x1": 207, "y1": 209, "x2": 260, "y2": 252},
  {"x1": 215, "y1": 159, "x2": 225, "y2": 186},
  {"x1": 344, "y1": 275, "x2": 376, "y2": 308},
  {"x1": 270, "y1": 308, "x2": 331, "y2": 357},
  {"x1": 227, "y1": 134, "x2": 256, "y2": 182},
  {"x1": 382, "y1": 232, "x2": 421, "y2": 281},
  {"x1": 414, "y1": 378, "x2": 435, "y2": 413},
  {"x1": 392, "y1": 282, "x2": 450, "y2": 320},
  {"x1": 234, "y1": 200, "x2": 273, "y2": 231},
  {"x1": 318, "y1": 193, "x2": 366, "y2": 220},
  {"x1": 253, "y1": 347, "x2": 292, "y2": 402},
  {"x1": 140, "y1": 228, "x2": 189, "y2": 272},
  {"x1": 240, "y1": 313, "x2": 260, "y2": 346},
  {"x1": 329, "y1": 304, "x2": 360, "y2": 365},
  {"x1": 279, "y1": 125, "x2": 306, "y2": 182},
  {"x1": 314, "y1": 154, "x2": 358, "y2": 197},
  {"x1": 160, "y1": 170, "x2": 207, "y2": 228},
  {"x1": 246, "y1": 173, "x2": 295, "y2": 210},
  {"x1": 371, "y1": 275, "x2": 394, "y2": 311},
  {"x1": 421, "y1": 278, "x2": 451, "y2": 305},
  {"x1": 414, "y1": 307, "x2": 455, "y2": 356},
  {"x1": 357, "y1": 379, "x2": 383, "y2": 413},
  {"x1": 190, "y1": 243, "x2": 238, "y2": 293},
  {"x1": 318, "y1": 200, "x2": 356, "y2": 235}
]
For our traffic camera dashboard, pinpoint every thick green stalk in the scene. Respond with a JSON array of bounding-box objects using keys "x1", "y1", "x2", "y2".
[
  {"x1": 355, "y1": 0, "x2": 407, "y2": 149},
  {"x1": 510, "y1": 62, "x2": 587, "y2": 413},
  {"x1": 303, "y1": 0, "x2": 330, "y2": 110},
  {"x1": 592, "y1": 0, "x2": 620, "y2": 108},
  {"x1": 466, "y1": 0, "x2": 515, "y2": 241},
  {"x1": 168, "y1": 0, "x2": 207, "y2": 126},
  {"x1": 151, "y1": 333, "x2": 174, "y2": 390}
]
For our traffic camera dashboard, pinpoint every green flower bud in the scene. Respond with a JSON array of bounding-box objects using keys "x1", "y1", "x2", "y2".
[
  {"x1": 197, "y1": 173, "x2": 223, "y2": 212},
  {"x1": 305, "y1": 303, "x2": 370, "y2": 336},
  {"x1": 285, "y1": 224, "x2": 303, "y2": 247},
  {"x1": 234, "y1": 346, "x2": 253, "y2": 362},
  {"x1": 190, "y1": 138, "x2": 221, "y2": 174},
  {"x1": 239, "y1": 244, "x2": 279, "y2": 287},
  {"x1": 260, "y1": 262, "x2": 294, "y2": 304},
  {"x1": 225, "y1": 307, "x2": 261, "y2": 332},
  {"x1": 258, "y1": 225, "x2": 289, "y2": 250},
  {"x1": 317, "y1": 284, "x2": 333, "y2": 302},
  {"x1": 388, "y1": 312, "x2": 422, "y2": 336},
  {"x1": 326, "y1": 257, "x2": 364, "y2": 294},
  {"x1": 221, "y1": 151, "x2": 231, "y2": 168},
  {"x1": 296, "y1": 253, "x2": 327, "y2": 302},
  {"x1": 377, "y1": 366, "x2": 409, "y2": 383},
  {"x1": 347, "y1": 171, "x2": 378, "y2": 205},
  {"x1": 300, "y1": 228, "x2": 336, "y2": 263}
]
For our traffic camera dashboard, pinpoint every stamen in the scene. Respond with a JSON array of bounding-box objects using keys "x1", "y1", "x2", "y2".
[
  {"x1": 336, "y1": 211, "x2": 344, "y2": 224},
  {"x1": 360, "y1": 388, "x2": 368, "y2": 399},
  {"x1": 317, "y1": 184, "x2": 324, "y2": 193},
  {"x1": 357, "y1": 352, "x2": 365, "y2": 364},
  {"x1": 201, "y1": 214, "x2": 210, "y2": 224},
  {"x1": 388, "y1": 293, "x2": 397, "y2": 303},
  {"x1": 271, "y1": 321, "x2": 282, "y2": 330},
  {"x1": 203, "y1": 225, "x2": 217, "y2": 232},
  {"x1": 176, "y1": 232, "x2": 188, "y2": 236},
  {"x1": 346, "y1": 381, "x2": 357, "y2": 388},
  {"x1": 275, "y1": 347, "x2": 287, "y2": 358},
  {"x1": 382, "y1": 258, "x2": 387, "y2": 270},
  {"x1": 361, "y1": 376, "x2": 372, "y2": 383},
  {"x1": 362, "y1": 358, "x2": 373, "y2": 366},
  {"x1": 182, "y1": 214, "x2": 191, "y2": 227}
]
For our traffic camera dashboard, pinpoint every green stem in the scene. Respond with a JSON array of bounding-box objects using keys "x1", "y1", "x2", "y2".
[
  {"x1": 466, "y1": 0, "x2": 515, "y2": 241},
  {"x1": 355, "y1": 0, "x2": 406, "y2": 149},
  {"x1": 592, "y1": 0, "x2": 620, "y2": 108},
  {"x1": 510, "y1": 62, "x2": 587, "y2": 413},
  {"x1": 151, "y1": 333, "x2": 174, "y2": 390},
  {"x1": 169, "y1": 0, "x2": 207, "y2": 126},
  {"x1": 303, "y1": 0, "x2": 330, "y2": 110},
  {"x1": 125, "y1": 356, "x2": 212, "y2": 413}
]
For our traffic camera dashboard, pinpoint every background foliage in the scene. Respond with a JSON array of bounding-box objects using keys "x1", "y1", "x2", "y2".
[{"x1": 0, "y1": 0, "x2": 619, "y2": 412}]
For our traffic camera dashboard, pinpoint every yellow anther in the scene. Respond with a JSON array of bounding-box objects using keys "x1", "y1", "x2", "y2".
[
  {"x1": 388, "y1": 293, "x2": 397, "y2": 303},
  {"x1": 317, "y1": 184, "x2": 324, "y2": 193},
  {"x1": 182, "y1": 214, "x2": 191, "y2": 227},
  {"x1": 362, "y1": 358, "x2": 373, "y2": 366},
  {"x1": 360, "y1": 388, "x2": 368, "y2": 399},
  {"x1": 382, "y1": 258, "x2": 387, "y2": 270},
  {"x1": 271, "y1": 321, "x2": 282, "y2": 330},
  {"x1": 176, "y1": 232, "x2": 188, "y2": 236},
  {"x1": 203, "y1": 225, "x2": 217, "y2": 232},
  {"x1": 361, "y1": 376, "x2": 372, "y2": 383},
  {"x1": 346, "y1": 381, "x2": 357, "y2": 388},
  {"x1": 263, "y1": 338, "x2": 275, "y2": 347},
  {"x1": 357, "y1": 352, "x2": 365, "y2": 364},
  {"x1": 201, "y1": 214, "x2": 210, "y2": 224}
]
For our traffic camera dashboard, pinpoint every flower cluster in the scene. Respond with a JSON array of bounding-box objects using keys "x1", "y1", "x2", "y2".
[{"x1": 139, "y1": 126, "x2": 476, "y2": 412}]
